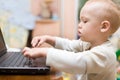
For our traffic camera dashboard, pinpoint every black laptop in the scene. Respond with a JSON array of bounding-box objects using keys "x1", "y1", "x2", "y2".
[{"x1": 0, "y1": 27, "x2": 50, "y2": 75}]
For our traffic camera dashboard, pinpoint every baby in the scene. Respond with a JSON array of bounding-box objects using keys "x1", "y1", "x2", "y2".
[{"x1": 22, "y1": 0, "x2": 120, "y2": 80}]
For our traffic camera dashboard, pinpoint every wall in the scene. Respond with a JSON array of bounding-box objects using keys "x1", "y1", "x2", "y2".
[
  {"x1": 31, "y1": 0, "x2": 77, "y2": 39},
  {"x1": 62, "y1": 0, "x2": 77, "y2": 39}
]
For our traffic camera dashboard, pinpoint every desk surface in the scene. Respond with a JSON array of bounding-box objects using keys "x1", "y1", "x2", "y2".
[{"x1": 0, "y1": 71, "x2": 63, "y2": 80}]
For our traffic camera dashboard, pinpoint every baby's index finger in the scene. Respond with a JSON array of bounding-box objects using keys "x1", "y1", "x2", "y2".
[
  {"x1": 21, "y1": 48, "x2": 25, "y2": 53},
  {"x1": 21, "y1": 48, "x2": 26, "y2": 54},
  {"x1": 32, "y1": 40, "x2": 40, "y2": 47},
  {"x1": 31, "y1": 43, "x2": 36, "y2": 48},
  {"x1": 32, "y1": 42, "x2": 38, "y2": 47},
  {"x1": 22, "y1": 47, "x2": 30, "y2": 53}
]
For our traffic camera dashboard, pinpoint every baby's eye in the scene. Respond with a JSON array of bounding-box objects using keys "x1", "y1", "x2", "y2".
[{"x1": 83, "y1": 20, "x2": 87, "y2": 23}]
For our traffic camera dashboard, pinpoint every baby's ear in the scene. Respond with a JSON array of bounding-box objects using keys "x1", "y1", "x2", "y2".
[{"x1": 100, "y1": 20, "x2": 110, "y2": 32}]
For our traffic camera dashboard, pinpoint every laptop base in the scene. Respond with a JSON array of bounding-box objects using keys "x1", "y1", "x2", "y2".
[{"x1": 0, "y1": 67, "x2": 50, "y2": 75}]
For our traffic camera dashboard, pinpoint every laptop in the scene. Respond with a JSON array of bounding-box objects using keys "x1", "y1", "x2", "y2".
[{"x1": 0, "y1": 27, "x2": 50, "y2": 75}]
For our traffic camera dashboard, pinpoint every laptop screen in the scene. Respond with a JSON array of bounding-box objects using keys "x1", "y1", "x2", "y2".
[{"x1": 0, "y1": 28, "x2": 7, "y2": 56}]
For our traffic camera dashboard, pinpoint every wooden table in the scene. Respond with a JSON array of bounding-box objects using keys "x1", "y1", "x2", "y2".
[{"x1": 0, "y1": 71, "x2": 63, "y2": 80}]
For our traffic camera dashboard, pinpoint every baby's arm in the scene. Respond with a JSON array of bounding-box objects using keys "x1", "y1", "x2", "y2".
[
  {"x1": 46, "y1": 47, "x2": 110, "y2": 74},
  {"x1": 31, "y1": 35, "x2": 90, "y2": 52},
  {"x1": 31, "y1": 35, "x2": 82, "y2": 52},
  {"x1": 55, "y1": 37, "x2": 90, "y2": 52}
]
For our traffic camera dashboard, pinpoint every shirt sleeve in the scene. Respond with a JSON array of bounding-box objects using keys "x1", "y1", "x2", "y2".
[
  {"x1": 46, "y1": 45, "x2": 116, "y2": 74},
  {"x1": 55, "y1": 37, "x2": 91, "y2": 52},
  {"x1": 46, "y1": 48, "x2": 86, "y2": 74}
]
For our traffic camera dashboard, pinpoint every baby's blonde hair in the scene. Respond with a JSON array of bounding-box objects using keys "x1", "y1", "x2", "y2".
[{"x1": 86, "y1": 0, "x2": 120, "y2": 34}]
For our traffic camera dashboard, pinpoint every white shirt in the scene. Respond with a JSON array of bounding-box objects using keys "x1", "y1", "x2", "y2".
[{"x1": 46, "y1": 37, "x2": 117, "y2": 80}]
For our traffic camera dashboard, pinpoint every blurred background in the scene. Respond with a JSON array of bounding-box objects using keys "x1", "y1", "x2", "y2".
[{"x1": 0, "y1": 0, "x2": 120, "y2": 80}]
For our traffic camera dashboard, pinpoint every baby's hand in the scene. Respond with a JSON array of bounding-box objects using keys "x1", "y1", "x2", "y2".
[
  {"x1": 22, "y1": 47, "x2": 47, "y2": 58},
  {"x1": 31, "y1": 36, "x2": 47, "y2": 47}
]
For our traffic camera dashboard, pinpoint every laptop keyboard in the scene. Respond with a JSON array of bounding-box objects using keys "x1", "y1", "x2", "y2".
[
  {"x1": 0, "y1": 52, "x2": 23, "y2": 67},
  {"x1": 24, "y1": 57, "x2": 46, "y2": 67},
  {"x1": 0, "y1": 52, "x2": 47, "y2": 67}
]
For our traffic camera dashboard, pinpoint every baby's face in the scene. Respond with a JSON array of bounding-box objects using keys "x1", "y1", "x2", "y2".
[{"x1": 78, "y1": 2, "x2": 105, "y2": 42}]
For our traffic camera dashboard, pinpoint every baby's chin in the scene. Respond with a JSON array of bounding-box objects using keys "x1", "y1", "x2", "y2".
[
  {"x1": 79, "y1": 37, "x2": 84, "y2": 41},
  {"x1": 79, "y1": 37, "x2": 88, "y2": 42},
  {"x1": 77, "y1": 33, "x2": 87, "y2": 41}
]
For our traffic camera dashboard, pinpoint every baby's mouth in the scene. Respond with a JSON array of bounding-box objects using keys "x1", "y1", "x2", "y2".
[{"x1": 78, "y1": 31, "x2": 81, "y2": 36}]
